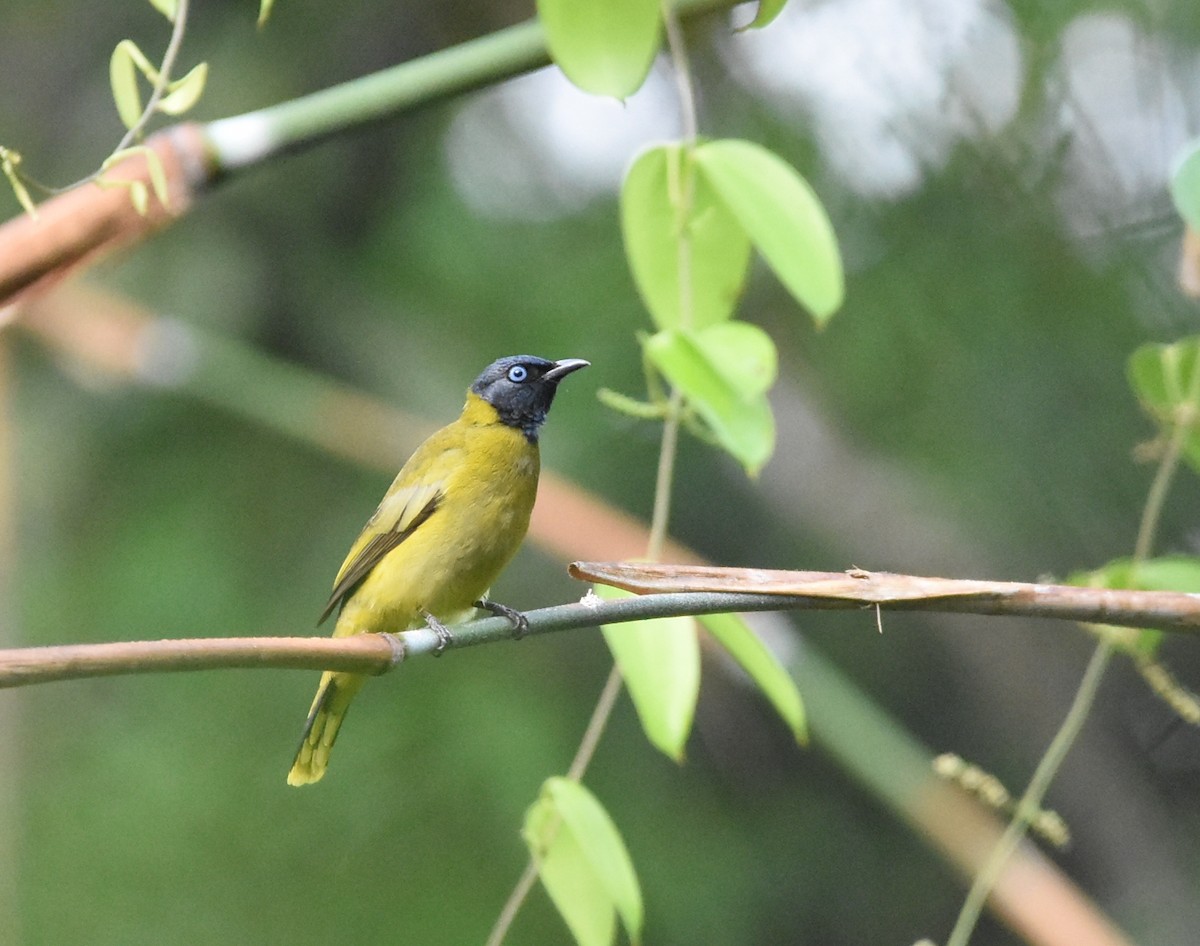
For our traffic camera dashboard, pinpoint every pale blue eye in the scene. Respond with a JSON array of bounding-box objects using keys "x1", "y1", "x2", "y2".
[{"x1": 507, "y1": 365, "x2": 528, "y2": 383}]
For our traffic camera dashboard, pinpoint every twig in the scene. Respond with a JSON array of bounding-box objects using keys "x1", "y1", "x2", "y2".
[
  {"x1": 569, "y1": 562, "x2": 1200, "y2": 631},
  {"x1": 4, "y1": 571, "x2": 1200, "y2": 689}
]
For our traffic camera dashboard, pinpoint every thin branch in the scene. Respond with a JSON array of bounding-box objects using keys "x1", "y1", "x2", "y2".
[
  {"x1": 485, "y1": 858, "x2": 541, "y2": 946},
  {"x1": 945, "y1": 639, "x2": 1115, "y2": 946},
  {"x1": 0, "y1": 0, "x2": 739, "y2": 307},
  {"x1": 113, "y1": 0, "x2": 191, "y2": 156},
  {"x1": 4, "y1": 570, "x2": 1200, "y2": 689},
  {"x1": 566, "y1": 665, "x2": 625, "y2": 781},
  {"x1": 569, "y1": 562, "x2": 1200, "y2": 632}
]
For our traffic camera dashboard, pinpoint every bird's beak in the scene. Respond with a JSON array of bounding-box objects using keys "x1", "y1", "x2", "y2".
[{"x1": 543, "y1": 358, "x2": 590, "y2": 383}]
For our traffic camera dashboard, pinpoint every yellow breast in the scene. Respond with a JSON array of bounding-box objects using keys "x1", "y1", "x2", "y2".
[{"x1": 332, "y1": 394, "x2": 540, "y2": 636}]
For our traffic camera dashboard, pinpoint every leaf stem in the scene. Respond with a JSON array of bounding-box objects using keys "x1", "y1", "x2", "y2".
[
  {"x1": 945, "y1": 639, "x2": 1115, "y2": 946},
  {"x1": 1133, "y1": 366, "x2": 1200, "y2": 563},
  {"x1": 116, "y1": 0, "x2": 191, "y2": 153}
]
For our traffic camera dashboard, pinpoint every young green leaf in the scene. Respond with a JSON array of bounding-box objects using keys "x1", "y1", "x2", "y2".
[
  {"x1": 1128, "y1": 337, "x2": 1200, "y2": 472},
  {"x1": 100, "y1": 147, "x2": 170, "y2": 212},
  {"x1": 0, "y1": 147, "x2": 37, "y2": 218},
  {"x1": 1068, "y1": 555, "x2": 1200, "y2": 660},
  {"x1": 537, "y1": 0, "x2": 661, "y2": 98},
  {"x1": 525, "y1": 790, "x2": 615, "y2": 946},
  {"x1": 596, "y1": 584, "x2": 699, "y2": 761},
  {"x1": 621, "y1": 144, "x2": 752, "y2": 330},
  {"x1": 258, "y1": 0, "x2": 276, "y2": 28},
  {"x1": 643, "y1": 326, "x2": 776, "y2": 475},
  {"x1": 694, "y1": 139, "x2": 843, "y2": 324},
  {"x1": 110, "y1": 41, "x2": 150, "y2": 130},
  {"x1": 146, "y1": 0, "x2": 178, "y2": 22},
  {"x1": 1080, "y1": 555, "x2": 1200, "y2": 594},
  {"x1": 692, "y1": 321, "x2": 776, "y2": 396},
  {"x1": 1170, "y1": 139, "x2": 1200, "y2": 231},
  {"x1": 524, "y1": 777, "x2": 643, "y2": 946},
  {"x1": 742, "y1": 0, "x2": 789, "y2": 29},
  {"x1": 698, "y1": 612, "x2": 806, "y2": 743},
  {"x1": 157, "y1": 62, "x2": 209, "y2": 116}
]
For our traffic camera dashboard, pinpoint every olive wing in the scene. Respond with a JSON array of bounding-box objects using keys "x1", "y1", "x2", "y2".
[{"x1": 317, "y1": 481, "x2": 443, "y2": 625}]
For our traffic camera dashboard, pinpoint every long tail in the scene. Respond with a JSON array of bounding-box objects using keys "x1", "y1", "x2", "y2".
[{"x1": 286, "y1": 670, "x2": 365, "y2": 786}]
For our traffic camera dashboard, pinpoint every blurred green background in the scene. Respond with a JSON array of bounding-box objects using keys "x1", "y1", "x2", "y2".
[{"x1": 2, "y1": 1, "x2": 1199, "y2": 944}]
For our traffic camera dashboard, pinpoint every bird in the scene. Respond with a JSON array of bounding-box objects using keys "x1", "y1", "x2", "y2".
[{"x1": 287, "y1": 354, "x2": 589, "y2": 786}]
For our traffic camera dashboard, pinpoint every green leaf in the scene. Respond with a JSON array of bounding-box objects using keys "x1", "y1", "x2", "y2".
[
  {"x1": 692, "y1": 321, "x2": 776, "y2": 396},
  {"x1": 1080, "y1": 555, "x2": 1200, "y2": 594},
  {"x1": 157, "y1": 62, "x2": 208, "y2": 116},
  {"x1": 1128, "y1": 337, "x2": 1200, "y2": 472},
  {"x1": 643, "y1": 325, "x2": 776, "y2": 475},
  {"x1": 698, "y1": 612, "x2": 806, "y2": 743},
  {"x1": 1170, "y1": 139, "x2": 1200, "y2": 231},
  {"x1": 694, "y1": 139, "x2": 843, "y2": 324},
  {"x1": 525, "y1": 790, "x2": 614, "y2": 946},
  {"x1": 621, "y1": 144, "x2": 752, "y2": 330},
  {"x1": 110, "y1": 41, "x2": 147, "y2": 130},
  {"x1": 257, "y1": 0, "x2": 276, "y2": 28},
  {"x1": 537, "y1": 0, "x2": 661, "y2": 98},
  {"x1": 743, "y1": 0, "x2": 789, "y2": 29},
  {"x1": 1068, "y1": 555, "x2": 1200, "y2": 659},
  {"x1": 146, "y1": 0, "x2": 177, "y2": 21},
  {"x1": 524, "y1": 777, "x2": 643, "y2": 946},
  {"x1": 100, "y1": 147, "x2": 170, "y2": 212},
  {"x1": 0, "y1": 147, "x2": 37, "y2": 218},
  {"x1": 128, "y1": 180, "x2": 148, "y2": 215},
  {"x1": 596, "y1": 584, "x2": 699, "y2": 760}
]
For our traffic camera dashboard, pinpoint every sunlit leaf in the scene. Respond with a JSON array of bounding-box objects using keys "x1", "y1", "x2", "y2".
[
  {"x1": 100, "y1": 147, "x2": 170, "y2": 212},
  {"x1": 695, "y1": 139, "x2": 843, "y2": 324},
  {"x1": 596, "y1": 584, "x2": 699, "y2": 760},
  {"x1": 537, "y1": 0, "x2": 661, "y2": 98},
  {"x1": 142, "y1": 148, "x2": 169, "y2": 207},
  {"x1": 698, "y1": 612, "x2": 806, "y2": 743},
  {"x1": 1170, "y1": 139, "x2": 1200, "y2": 231},
  {"x1": 1081, "y1": 555, "x2": 1200, "y2": 594},
  {"x1": 146, "y1": 0, "x2": 178, "y2": 21},
  {"x1": 692, "y1": 321, "x2": 776, "y2": 396},
  {"x1": 128, "y1": 180, "x2": 149, "y2": 215},
  {"x1": 525, "y1": 789, "x2": 614, "y2": 946},
  {"x1": 622, "y1": 143, "x2": 752, "y2": 330},
  {"x1": 0, "y1": 147, "x2": 37, "y2": 218},
  {"x1": 1128, "y1": 337, "x2": 1200, "y2": 473},
  {"x1": 257, "y1": 0, "x2": 275, "y2": 28},
  {"x1": 1069, "y1": 555, "x2": 1200, "y2": 659},
  {"x1": 158, "y1": 62, "x2": 208, "y2": 116},
  {"x1": 110, "y1": 41, "x2": 148, "y2": 130},
  {"x1": 643, "y1": 326, "x2": 775, "y2": 475},
  {"x1": 524, "y1": 777, "x2": 643, "y2": 946},
  {"x1": 743, "y1": 0, "x2": 789, "y2": 29}
]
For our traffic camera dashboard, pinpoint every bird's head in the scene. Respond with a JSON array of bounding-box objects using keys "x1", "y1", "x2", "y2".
[{"x1": 470, "y1": 355, "x2": 589, "y2": 442}]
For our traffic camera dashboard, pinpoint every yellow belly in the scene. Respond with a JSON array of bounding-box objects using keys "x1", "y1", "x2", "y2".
[{"x1": 333, "y1": 423, "x2": 538, "y2": 637}]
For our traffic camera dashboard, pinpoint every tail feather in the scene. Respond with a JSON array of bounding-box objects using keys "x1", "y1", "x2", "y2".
[{"x1": 287, "y1": 671, "x2": 365, "y2": 786}]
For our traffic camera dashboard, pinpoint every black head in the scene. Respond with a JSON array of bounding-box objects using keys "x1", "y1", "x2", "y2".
[{"x1": 471, "y1": 355, "x2": 589, "y2": 442}]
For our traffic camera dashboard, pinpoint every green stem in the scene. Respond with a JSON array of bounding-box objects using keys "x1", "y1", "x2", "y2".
[
  {"x1": 203, "y1": 0, "x2": 734, "y2": 173},
  {"x1": 646, "y1": 391, "x2": 683, "y2": 562},
  {"x1": 1133, "y1": 381, "x2": 1200, "y2": 564},
  {"x1": 945, "y1": 639, "x2": 1115, "y2": 946}
]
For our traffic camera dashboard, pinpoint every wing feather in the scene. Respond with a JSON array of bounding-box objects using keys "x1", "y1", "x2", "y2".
[{"x1": 317, "y1": 483, "x2": 442, "y2": 625}]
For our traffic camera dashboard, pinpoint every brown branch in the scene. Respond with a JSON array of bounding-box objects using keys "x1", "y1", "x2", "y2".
[
  {"x1": 6, "y1": 561, "x2": 1197, "y2": 691},
  {"x1": 568, "y1": 561, "x2": 1200, "y2": 633},
  {"x1": 0, "y1": 633, "x2": 403, "y2": 688},
  {"x1": 0, "y1": 125, "x2": 211, "y2": 308}
]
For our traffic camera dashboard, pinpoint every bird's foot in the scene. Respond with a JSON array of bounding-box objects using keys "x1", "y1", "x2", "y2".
[
  {"x1": 474, "y1": 597, "x2": 530, "y2": 639},
  {"x1": 421, "y1": 610, "x2": 455, "y2": 655}
]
